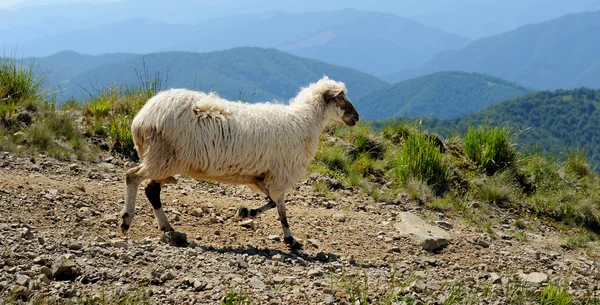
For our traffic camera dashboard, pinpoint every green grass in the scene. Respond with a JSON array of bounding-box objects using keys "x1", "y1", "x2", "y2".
[
  {"x1": 394, "y1": 129, "x2": 449, "y2": 195},
  {"x1": 464, "y1": 123, "x2": 515, "y2": 175}
]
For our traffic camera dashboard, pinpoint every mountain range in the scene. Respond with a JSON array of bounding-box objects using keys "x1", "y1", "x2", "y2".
[
  {"x1": 29, "y1": 47, "x2": 388, "y2": 102},
  {"x1": 356, "y1": 71, "x2": 534, "y2": 120},
  {"x1": 388, "y1": 10, "x2": 600, "y2": 90},
  {"x1": 3, "y1": 9, "x2": 469, "y2": 77}
]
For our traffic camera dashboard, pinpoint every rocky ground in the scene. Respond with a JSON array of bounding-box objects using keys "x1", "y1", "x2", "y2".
[{"x1": 0, "y1": 151, "x2": 599, "y2": 304}]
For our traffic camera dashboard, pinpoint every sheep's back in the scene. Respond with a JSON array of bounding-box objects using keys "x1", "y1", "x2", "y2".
[{"x1": 133, "y1": 89, "x2": 312, "y2": 182}]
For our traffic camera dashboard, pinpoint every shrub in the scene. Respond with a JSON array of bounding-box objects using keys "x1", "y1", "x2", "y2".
[
  {"x1": 463, "y1": 124, "x2": 515, "y2": 174},
  {"x1": 394, "y1": 130, "x2": 449, "y2": 195}
]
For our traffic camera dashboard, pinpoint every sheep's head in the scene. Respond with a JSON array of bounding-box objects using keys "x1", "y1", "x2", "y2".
[{"x1": 324, "y1": 88, "x2": 359, "y2": 126}]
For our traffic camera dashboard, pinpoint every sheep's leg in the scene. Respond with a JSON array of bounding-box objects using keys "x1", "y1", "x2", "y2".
[
  {"x1": 237, "y1": 199, "x2": 276, "y2": 219},
  {"x1": 121, "y1": 165, "x2": 148, "y2": 233},
  {"x1": 237, "y1": 181, "x2": 274, "y2": 219},
  {"x1": 274, "y1": 195, "x2": 302, "y2": 250},
  {"x1": 144, "y1": 180, "x2": 174, "y2": 232}
]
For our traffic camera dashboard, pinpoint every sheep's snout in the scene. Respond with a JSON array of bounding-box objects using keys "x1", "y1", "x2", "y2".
[{"x1": 342, "y1": 101, "x2": 359, "y2": 126}]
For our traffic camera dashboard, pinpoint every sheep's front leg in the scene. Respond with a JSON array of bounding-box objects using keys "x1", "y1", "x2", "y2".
[
  {"x1": 121, "y1": 165, "x2": 147, "y2": 233},
  {"x1": 275, "y1": 195, "x2": 302, "y2": 250},
  {"x1": 145, "y1": 180, "x2": 174, "y2": 232}
]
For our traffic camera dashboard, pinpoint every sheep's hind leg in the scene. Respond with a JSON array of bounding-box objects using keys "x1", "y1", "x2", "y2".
[
  {"x1": 237, "y1": 181, "x2": 274, "y2": 219},
  {"x1": 145, "y1": 180, "x2": 175, "y2": 232},
  {"x1": 274, "y1": 195, "x2": 302, "y2": 250},
  {"x1": 237, "y1": 199, "x2": 276, "y2": 219}
]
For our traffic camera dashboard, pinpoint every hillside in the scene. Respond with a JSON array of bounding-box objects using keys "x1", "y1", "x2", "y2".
[
  {"x1": 355, "y1": 71, "x2": 534, "y2": 120},
  {"x1": 3, "y1": 9, "x2": 469, "y2": 77},
  {"x1": 33, "y1": 47, "x2": 388, "y2": 102},
  {"x1": 387, "y1": 10, "x2": 600, "y2": 90},
  {"x1": 421, "y1": 88, "x2": 600, "y2": 167},
  {"x1": 2, "y1": 56, "x2": 600, "y2": 304}
]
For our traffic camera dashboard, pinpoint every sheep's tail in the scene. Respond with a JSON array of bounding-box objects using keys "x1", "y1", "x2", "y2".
[{"x1": 131, "y1": 121, "x2": 146, "y2": 160}]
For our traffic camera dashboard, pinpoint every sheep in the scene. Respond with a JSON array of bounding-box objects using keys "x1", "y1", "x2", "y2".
[{"x1": 120, "y1": 76, "x2": 359, "y2": 249}]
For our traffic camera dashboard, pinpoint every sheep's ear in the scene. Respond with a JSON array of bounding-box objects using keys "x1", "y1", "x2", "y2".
[{"x1": 324, "y1": 88, "x2": 344, "y2": 101}]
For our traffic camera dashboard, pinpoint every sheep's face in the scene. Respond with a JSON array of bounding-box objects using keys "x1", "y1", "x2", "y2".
[{"x1": 325, "y1": 90, "x2": 359, "y2": 126}]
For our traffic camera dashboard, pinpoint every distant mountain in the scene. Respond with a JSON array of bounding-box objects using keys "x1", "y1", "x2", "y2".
[
  {"x1": 31, "y1": 47, "x2": 388, "y2": 102},
  {"x1": 3, "y1": 9, "x2": 469, "y2": 77},
  {"x1": 174, "y1": 9, "x2": 470, "y2": 76},
  {"x1": 3, "y1": 0, "x2": 599, "y2": 40},
  {"x1": 387, "y1": 11, "x2": 600, "y2": 90},
  {"x1": 408, "y1": 0, "x2": 600, "y2": 39},
  {"x1": 355, "y1": 71, "x2": 534, "y2": 120},
  {"x1": 421, "y1": 88, "x2": 600, "y2": 168}
]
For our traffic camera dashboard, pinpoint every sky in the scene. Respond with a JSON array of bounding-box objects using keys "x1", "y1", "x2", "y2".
[{"x1": 0, "y1": 0, "x2": 117, "y2": 9}]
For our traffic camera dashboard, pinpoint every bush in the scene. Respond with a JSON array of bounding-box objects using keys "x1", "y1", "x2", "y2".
[
  {"x1": 394, "y1": 130, "x2": 449, "y2": 195},
  {"x1": 464, "y1": 124, "x2": 515, "y2": 174}
]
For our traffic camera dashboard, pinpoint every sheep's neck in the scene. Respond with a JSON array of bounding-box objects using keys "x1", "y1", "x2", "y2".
[{"x1": 291, "y1": 103, "x2": 329, "y2": 161}]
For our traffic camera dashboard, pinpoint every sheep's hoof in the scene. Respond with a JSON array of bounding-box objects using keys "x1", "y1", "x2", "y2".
[
  {"x1": 120, "y1": 222, "x2": 130, "y2": 234},
  {"x1": 236, "y1": 207, "x2": 249, "y2": 219},
  {"x1": 284, "y1": 236, "x2": 303, "y2": 250}
]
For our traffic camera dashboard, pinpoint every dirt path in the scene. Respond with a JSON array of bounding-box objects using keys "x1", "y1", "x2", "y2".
[{"x1": 0, "y1": 153, "x2": 598, "y2": 304}]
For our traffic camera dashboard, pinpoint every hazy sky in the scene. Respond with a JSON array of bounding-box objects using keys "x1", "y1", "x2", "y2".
[{"x1": 0, "y1": 0, "x2": 118, "y2": 9}]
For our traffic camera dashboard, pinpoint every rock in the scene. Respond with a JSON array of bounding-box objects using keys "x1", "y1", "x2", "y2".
[
  {"x1": 268, "y1": 234, "x2": 281, "y2": 242},
  {"x1": 435, "y1": 221, "x2": 453, "y2": 230},
  {"x1": 18, "y1": 227, "x2": 34, "y2": 240},
  {"x1": 46, "y1": 189, "x2": 59, "y2": 200},
  {"x1": 519, "y1": 272, "x2": 548, "y2": 285},
  {"x1": 103, "y1": 214, "x2": 118, "y2": 224},
  {"x1": 37, "y1": 274, "x2": 50, "y2": 284},
  {"x1": 272, "y1": 276, "x2": 286, "y2": 284},
  {"x1": 272, "y1": 254, "x2": 283, "y2": 262},
  {"x1": 15, "y1": 274, "x2": 30, "y2": 286},
  {"x1": 51, "y1": 256, "x2": 79, "y2": 280},
  {"x1": 393, "y1": 212, "x2": 451, "y2": 251},
  {"x1": 332, "y1": 213, "x2": 347, "y2": 222},
  {"x1": 191, "y1": 208, "x2": 205, "y2": 217},
  {"x1": 11, "y1": 284, "x2": 28, "y2": 298},
  {"x1": 68, "y1": 163, "x2": 79, "y2": 171},
  {"x1": 111, "y1": 239, "x2": 129, "y2": 249},
  {"x1": 307, "y1": 239, "x2": 319, "y2": 248},
  {"x1": 324, "y1": 294, "x2": 335, "y2": 305},
  {"x1": 307, "y1": 269, "x2": 323, "y2": 277},
  {"x1": 39, "y1": 266, "x2": 52, "y2": 277},
  {"x1": 239, "y1": 219, "x2": 254, "y2": 228},
  {"x1": 477, "y1": 235, "x2": 491, "y2": 248},
  {"x1": 489, "y1": 272, "x2": 502, "y2": 284},
  {"x1": 250, "y1": 276, "x2": 266, "y2": 290},
  {"x1": 161, "y1": 231, "x2": 188, "y2": 247},
  {"x1": 193, "y1": 279, "x2": 207, "y2": 291}
]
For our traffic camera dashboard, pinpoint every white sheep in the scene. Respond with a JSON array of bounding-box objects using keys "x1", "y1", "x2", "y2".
[{"x1": 120, "y1": 76, "x2": 359, "y2": 249}]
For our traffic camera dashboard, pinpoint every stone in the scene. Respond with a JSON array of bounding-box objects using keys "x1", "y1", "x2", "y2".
[
  {"x1": 268, "y1": 234, "x2": 281, "y2": 242},
  {"x1": 250, "y1": 276, "x2": 266, "y2": 290},
  {"x1": 191, "y1": 208, "x2": 205, "y2": 217},
  {"x1": 307, "y1": 269, "x2": 323, "y2": 277},
  {"x1": 15, "y1": 274, "x2": 30, "y2": 286},
  {"x1": 193, "y1": 279, "x2": 207, "y2": 291},
  {"x1": 324, "y1": 294, "x2": 335, "y2": 305},
  {"x1": 271, "y1": 254, "x2": 283, "y2": 262},
  {"x1": 332, "y1": 213, "x2": 347, "y2": 222},
  {"x1": 239, "y1": 219, "x2": 254, "y2": 228},
  {"x1": 435, "y1": 221, "x2": 453, "y2": 230},
  {"x1": 39, "y1": 266, "x2": 52, "y2": 277},
  {"x1": 111, "y1": 239, "x2": 129, "y2": 249},
  {"x1": 161, "y1": 231, "x2": 188, "y2": 247},
  {"x1": 393, "y1": 212, "x2": 451, "y2": 251},
  {"x1": 103, "y1": 214, "x2": 118, "y2": 224},
  {"x1": 519, "y1": 272, "x2": 548, "y2": 285},
  {"x1": 51, "y1": 256, "x2": 79, "y2": 280}
]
